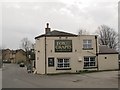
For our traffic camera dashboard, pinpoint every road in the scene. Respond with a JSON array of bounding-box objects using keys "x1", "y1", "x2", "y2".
[
  {"x1": 0, "y1": 68, "x2": 2, "y2": 89},
  {"x1": 2, "y1": 64, "x2": 119, "y2": 88}
]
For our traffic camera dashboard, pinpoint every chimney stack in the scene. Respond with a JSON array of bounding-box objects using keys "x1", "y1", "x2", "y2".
[{"x1": 45, "y1": 23, "x2": 51, "y2": 34}]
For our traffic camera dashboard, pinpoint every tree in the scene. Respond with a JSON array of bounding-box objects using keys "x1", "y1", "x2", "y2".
[
  {"x1": 20, "y1": 38, "x2": 33, "y2": 61},
  {"x1": 96, "y1": 25, "x2": 118, "y2": 49},
  {"x1": 78, "y1": 29, "x2": 89, "y2": 35}
]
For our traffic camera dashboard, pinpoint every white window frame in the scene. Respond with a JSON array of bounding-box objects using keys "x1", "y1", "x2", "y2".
[
  {"x1": 57, "y1": 58, "x2": 70, "y2": 68},
  {"x1": 83, "y1": 40, "x2": 92, "y2": 49},
  {"x1": 84, "y1": 57, "x2": 96, "y2": 68}
]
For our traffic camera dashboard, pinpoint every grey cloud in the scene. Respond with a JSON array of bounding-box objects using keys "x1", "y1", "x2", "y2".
[{"x1": 2, "y1": 1, "x2": 118, "y2": 49}]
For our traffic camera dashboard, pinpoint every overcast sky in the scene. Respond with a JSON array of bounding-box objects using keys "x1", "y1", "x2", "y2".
[{"x1": 0, "y1": 0, "x2": 119, "y2": 49}]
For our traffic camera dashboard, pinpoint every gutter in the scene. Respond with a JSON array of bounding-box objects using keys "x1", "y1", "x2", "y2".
[{"x1": 95, "y1": 36, "x2": 99, "y2": 70}]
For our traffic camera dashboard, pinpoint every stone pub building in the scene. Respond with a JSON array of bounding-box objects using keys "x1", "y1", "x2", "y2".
[{"x1": 35, "y1": 23, "x2": 119, "y2": 74}]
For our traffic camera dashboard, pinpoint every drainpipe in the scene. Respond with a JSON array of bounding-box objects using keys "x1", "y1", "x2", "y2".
[
  {"x1": 45, "y1": 23, "x2": 50, "y2": 74},
  {"x1": 95, "y1": 36, "x2": 99, "y2": 70},
  {"x1": 45, "y1": 35, "x2": 47, "y2": 74}
]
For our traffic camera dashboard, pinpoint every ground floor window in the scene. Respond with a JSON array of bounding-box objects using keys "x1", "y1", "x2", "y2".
[
  {"x1": 57, "y1": 58, "x2": 70, "y2": 68},
  {"x1": 84, "y1": 56, "x2": 96, "y2": 68}
]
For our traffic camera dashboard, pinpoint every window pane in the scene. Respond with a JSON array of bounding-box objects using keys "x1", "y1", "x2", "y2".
[
  {"x1": 84, "y1": 62, "x2": 89, "y2": 67},
  {"x1": 64, "y1": 59, "x2": 69, "y2": 62},
  {"x1": 88, "y1": 44, "x2": 92, "y2": 48},
  {"x1": 90, "y1": 62, "x2": 95, "y2": 66},
  {"x1": 64, "y1": 64, "x2": 69, "y2": 67},
  {"x1": 90, "y1": 57, "x2": 95, "y2": 61},
  {"x1": 58, "y1": 59, "x2": 63, "y2": 62},
  {"x1": 88, "y1": 40, "x2": 92, "y2": 43},
  {"x1": 58, "y1": 64, "x2": 63, "y2": 67},
  {"x1": 83, "y1": 44, "x2": 87, "y2": 48},
  {"x1": 84, "y1": 57, "x2": 89, "y2": 61}
]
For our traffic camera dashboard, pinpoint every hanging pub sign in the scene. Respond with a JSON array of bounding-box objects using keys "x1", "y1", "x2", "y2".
[{"x1": 55, "y1": 40, "x2": 72, "y2": 52}]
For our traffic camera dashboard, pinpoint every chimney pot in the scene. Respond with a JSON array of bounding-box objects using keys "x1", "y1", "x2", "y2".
[
  {"x1": 47, "y1": 23, "x2": 49, "y2": 28},
  {"x1": 45, "y1": 23, "x2": 51, "y2": 34}
]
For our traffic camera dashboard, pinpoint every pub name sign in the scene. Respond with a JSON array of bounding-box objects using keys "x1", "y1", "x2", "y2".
[{"x1": 55, "y1": 40, "x2": 72, "y2": 52}]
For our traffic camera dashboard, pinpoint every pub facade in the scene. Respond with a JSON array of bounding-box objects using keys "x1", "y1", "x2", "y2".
[{"x1": 35, "y1": 23, "x2": 118, "y2": 74}]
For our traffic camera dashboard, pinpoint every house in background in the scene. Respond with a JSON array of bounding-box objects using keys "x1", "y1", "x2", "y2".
[
  {"x1": 9, "y1": 50, "x2": 16, "y2": 63},
  {"x1": 2, "y1": 49, "x2": 11, "y2": 63},
  {"x1": 35, "y1": 23, "x2": 119, "y2": 74},
  {"x1": 2, "y1": 49, "x2": 26, "y2": 63},
  {"x1": 14, "y1": 49, "x2": 26, "y2": 63}
]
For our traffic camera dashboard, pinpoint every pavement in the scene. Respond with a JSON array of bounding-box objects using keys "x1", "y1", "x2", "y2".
[{"x1": 2, "y1": 64, "x2": 119, "y2": 88}]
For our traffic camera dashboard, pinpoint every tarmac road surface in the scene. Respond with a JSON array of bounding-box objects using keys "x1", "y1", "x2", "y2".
[{"x1": 2, "y1": 64, "x2": 119, "y2": 88}]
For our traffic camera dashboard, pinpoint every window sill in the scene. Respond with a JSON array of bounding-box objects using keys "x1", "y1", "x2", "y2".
[
  {"x1": 82, "y1": 48, "x2": 93, "y2": 50},
  {"x1": 83, "y1": 67, "x2": 97, "y2": 69},
  {"x1": 56, "y1": 68, "x2": 71, "y2": 70},
  {"x1": 48, "y1": 66, "x2": 54, "y2": 67}
]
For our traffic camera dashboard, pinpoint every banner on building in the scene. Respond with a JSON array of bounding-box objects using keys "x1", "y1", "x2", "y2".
[{"x1": 55, "y1": 40, "x2": 72, "y2": 52}]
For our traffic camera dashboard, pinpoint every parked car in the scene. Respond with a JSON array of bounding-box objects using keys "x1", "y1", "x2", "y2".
[
  {"x1": 3, "y1": 60, "x2": 11, "y2": 63},
  {"x1": 19, "y1": 62, "x2": 25, "y2": 67}
]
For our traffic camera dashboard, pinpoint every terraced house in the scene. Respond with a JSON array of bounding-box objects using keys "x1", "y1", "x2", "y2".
[
  {"x1": 35, "y1": 23, "x2": 119, "y2": 74},
  {"x1": 2, "y1": 49, "x2": 26, "y2": 63}
]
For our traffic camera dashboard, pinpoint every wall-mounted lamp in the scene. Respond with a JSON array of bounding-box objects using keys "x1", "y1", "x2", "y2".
[{"x1": 78, "y1": 57, "x2": 82, "y2": 62}]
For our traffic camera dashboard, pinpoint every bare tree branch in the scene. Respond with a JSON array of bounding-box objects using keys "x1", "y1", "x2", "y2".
[
  {"x1": 20, "y1": 37, "x2": 33, "y2": 61},
  {"x1": 78, "y1": 29, "x2": 89, "y2": 35},
  {"x1": 96, "y1": 25, "x2": 118, "y2": 50}
]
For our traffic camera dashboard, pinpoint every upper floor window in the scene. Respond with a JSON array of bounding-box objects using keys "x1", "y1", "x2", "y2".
[{"x1": 83, "y1": 40, "x2": 92, "y2": 49}]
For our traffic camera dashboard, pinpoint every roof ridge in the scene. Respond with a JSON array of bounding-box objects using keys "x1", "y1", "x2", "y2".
[
  {"x1": 52, "y1": 30, "x2": 76, "y2": 34},
  {"x1": 35, "y1": 30, "x2": 77, "y2": 39}
]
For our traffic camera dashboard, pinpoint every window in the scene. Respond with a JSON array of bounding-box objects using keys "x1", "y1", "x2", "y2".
[
  {"x1": 84, "y1": 57, "x2": 96, "y2": 68},
  {"x1": 57, "y1": 58, "x2": 70, "y2": 68},
  {"x1": 48, "y1": 58, "x2": 54, "y2": 67},
  {"x1": 83, "y1": 40, "x2": 92, "y2": 49}
]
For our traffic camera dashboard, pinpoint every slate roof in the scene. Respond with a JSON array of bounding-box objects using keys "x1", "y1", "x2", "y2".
[
  {"x1": 99, "y1": 45, "x2": 118, "y2": 54},
  {"x1": 35, "y1": 30, "x2": 77, "y2": 39}
]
